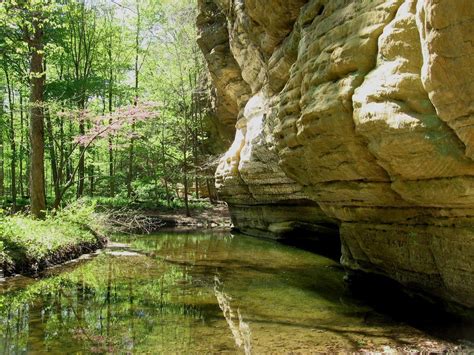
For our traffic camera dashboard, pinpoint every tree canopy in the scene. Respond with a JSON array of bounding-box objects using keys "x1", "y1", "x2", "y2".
[{"x1": 0, "y1": 0, "x2": 215, "y2": 217}]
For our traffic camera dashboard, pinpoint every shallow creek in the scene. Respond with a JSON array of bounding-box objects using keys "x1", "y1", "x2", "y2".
[{"x1": 0, "y1": 230, "x2": 473, "y2": 353}]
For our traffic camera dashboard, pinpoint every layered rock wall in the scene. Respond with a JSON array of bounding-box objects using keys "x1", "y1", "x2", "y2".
[{"x1": 197, "y1": 0, "x2": 474, "y2": 308}]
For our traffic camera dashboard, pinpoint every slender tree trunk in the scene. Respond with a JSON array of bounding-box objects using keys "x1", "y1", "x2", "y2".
[
  {"x1": 25, "y1": 118, "x2": 30, "y2": 198},
  {"x1": 161, "y1": 117, "x2": 170, "y2": 207},
  {"x1": 89, "y1": 153, "x2": 94, "y2": 197},
  {"x1": 194, "y1": 136, "x2": 199, "y2": 199},
  {"x1": 183, "y1": 165, "x2": 190, "y2": 216},
  {"x1": 192, "y1": 102, "x2": 199, "y2": 199},
  {"x1": 108, "y1": 62, "x2": 115, "y2": 197},
  {"x1": 0, "y1": 147, "x2": 3, "y2": 201},
  {"x1": 108, "y1": 132, "x2": 114, "y2": 196},
  {"x1": 45, "y1": 109, "x2": 60, "y2": 206},
  {"x1": 197, "y1": 95, "x2": 213, "y2": 201},
  {"x1": 77, "y1": 104, "x2": 85, "y2": 198},
  {"x1": 127, "y1": 1, "x2": 141, "y2": 199},
  {"x1": 59, "y1": 111, "x2": 65, "y2": 186},
  {"x1": 0, "y1": 91, "x2": 4, "y2": 200},
  {"x1": 190, "y1": 72, "x2": 201, "y2": 200},
  {"x1": 183, "y1": 114, "x2": 190, "y2": 217},
  {"x1": 5, "y1": 67, "x2": 17, "y2": 211},
  {"x1": 29, "y1": 20, "x2": 47, "y2": 218},
  {"x1": 206, "y1": 178, "x2": 214, "y2": 203},
  {"x1": 86, "y1": 117, "x2": 94, "y2": 197},
  {"x1": 66, "y1": 115, "x2": 73, "y2": 182},
  {"x1": 126, "y1": 127, "x2": 136, "y2": 201},
  {"x1": 19, "y1": 91, "x2": 24, "y2": 197},
  {"x1": 127, "y1": 136, "x2": 134, "y2": 199}
]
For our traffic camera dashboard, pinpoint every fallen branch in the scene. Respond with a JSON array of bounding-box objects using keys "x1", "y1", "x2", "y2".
[{"x1": 103, "y1": 208, "x2": 165, "y2": 234}]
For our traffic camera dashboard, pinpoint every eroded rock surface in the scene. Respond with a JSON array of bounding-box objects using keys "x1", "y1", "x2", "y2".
[{"x1": 197, "y1": 0, "x2": 474, "y2": 309}]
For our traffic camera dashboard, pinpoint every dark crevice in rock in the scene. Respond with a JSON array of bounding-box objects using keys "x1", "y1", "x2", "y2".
[{"x1": 277, "y1": 222, "x2": 341, "y2": 262}]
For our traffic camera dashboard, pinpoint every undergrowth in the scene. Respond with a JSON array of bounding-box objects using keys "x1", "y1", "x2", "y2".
[{"x1": 0, "y1": 201, "x2": 105, "y2": 274}]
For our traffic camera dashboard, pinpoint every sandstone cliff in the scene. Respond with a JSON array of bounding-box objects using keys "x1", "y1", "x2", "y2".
[{"x1": 197, "y1": 0, "x2": 474, "y2": 309}]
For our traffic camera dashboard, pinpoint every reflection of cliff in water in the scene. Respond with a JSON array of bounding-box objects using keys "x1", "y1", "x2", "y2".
[{"x1": 214, "y1": 276, "x2": 252, "y2": 354}]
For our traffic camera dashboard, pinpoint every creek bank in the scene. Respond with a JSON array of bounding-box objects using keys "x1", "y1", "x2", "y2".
[
  {"x1": 0, "y1": 204, "x2": 231, "y2": 278},
  {"x1": 0, "y1": 217, "x2": 107, "y2": 278},
  {"x1": 111, "y1": 203, "x2": 233, "y2": 233},
  {"x1": 157, "y1": 203, "x2": 232, "y2": 229}
]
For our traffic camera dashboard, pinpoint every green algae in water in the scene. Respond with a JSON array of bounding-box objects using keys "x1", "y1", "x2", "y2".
[{"x1": 0, "y1": 231, "x2": 469, "y2": 353}]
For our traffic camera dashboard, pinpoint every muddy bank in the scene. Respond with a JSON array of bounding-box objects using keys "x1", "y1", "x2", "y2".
[
  {"x1": 6, "y1": 239, "x2": 107, "y2": 277},
  {"x1": 2, "y1": 233, "x2": 107, "y2": 278}
]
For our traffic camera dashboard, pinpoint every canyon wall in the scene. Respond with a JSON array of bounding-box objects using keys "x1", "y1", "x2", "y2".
[{"x1": 197, "y1": 0, "x2": 474, "y2": 309}]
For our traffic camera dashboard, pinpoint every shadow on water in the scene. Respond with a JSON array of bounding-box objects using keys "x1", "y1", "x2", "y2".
[
  {"x1": 344, "y1": 271, "x2": 474, "y2": 345},
  {"x1": 275, "y1": 225, "x2": 474, "y2": 346}
]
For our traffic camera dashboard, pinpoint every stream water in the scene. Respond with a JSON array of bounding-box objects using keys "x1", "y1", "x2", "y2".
[{"x1": 0, "y1": 230, "x2": 473, "y2": 354}]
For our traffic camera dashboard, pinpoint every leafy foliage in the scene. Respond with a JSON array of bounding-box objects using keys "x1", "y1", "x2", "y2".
[
  {"x1": 0, "y1": 0, "x2": 214, "y2": 214},
  {"x1": 85, "y1": 195, "x2": 213, "y2": 211},
  {"x1": 0, "y1": 203, "x2": 100, "y2": 271}
]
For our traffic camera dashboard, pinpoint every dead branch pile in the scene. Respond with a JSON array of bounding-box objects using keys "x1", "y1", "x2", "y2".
[{"x1": 104, "y1": 208, "x2": 166, "y2": 234}]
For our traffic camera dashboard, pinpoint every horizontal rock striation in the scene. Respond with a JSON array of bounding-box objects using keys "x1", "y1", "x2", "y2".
[{"x1": 197, "y1": 0, "x2": 474, "y2": 309}]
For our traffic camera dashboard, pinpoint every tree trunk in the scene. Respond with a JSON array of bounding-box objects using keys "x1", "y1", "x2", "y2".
[
  {"x1": 109, "y1": 135, "x2": 114, "y2": 197},
  {"x1": 77, "y1": 108, "x2": 85, "y2": 198},
  {"x1": 193, "y1": 121, "x2": 199, "y2": 199},
  {"x1": 183, "y1": 164, "x2": 190, "y2": 217},
  {"x1": 160, "y1": 114, "x2": 171, "y2": 207},
  {"x1": 88, "y1": 155, "x2": 94, "y2": 197},
  {"x1": 29, "y1": 20, "x2": 47, "y2": 218},
  {"x1": 19, "y1": 91, "x2": 25, "y2": 197},
  {"x1": 5, "y1": 67, "x2": 17, "y2": 211},
  {"x1": 183, "y1": 114, "x2": 190, "y2": 217},
  {"x1": 126, "y1": 136, "x2": 134, "y2": 199},
  {"x1": 25, "y1": 121, "x2": 30, "y2": 198},
  {"x1": 58, "y1": 111, "x2": 65, "y2": 186},
  {"x1": 127, "y1": 1, "x2": 141, "y2": 199},
  {"x1": 0, "y1": 91, "x2": 4, "y2": 200},
  {"x1": 45, "y1": 109, "x2": 60, "y2": 206},
  {"x1": 206, "y1": 178, "x2": 214, "y2": 204},
  {"x1": 108, "y1": 64, "x2": 115, "y2": 197},
  {"x1": 66, "y1": 116, "x2": 73, "y2": 182}
]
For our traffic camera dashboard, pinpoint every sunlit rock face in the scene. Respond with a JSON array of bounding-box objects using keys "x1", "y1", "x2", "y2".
[
  {"x1": 197, "y1": 0, "x2": 474, "y2": 308},
  {"x1": 196, "y1": 0, "x2": 251, "y2": 148}
]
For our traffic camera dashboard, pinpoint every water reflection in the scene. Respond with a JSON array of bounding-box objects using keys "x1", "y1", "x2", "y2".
[
  {"x1": 0, "y1": 231, "x2": 471, "y2": 353},
  {"x1": 214, "y1": 276, "x2": 252, "y2": 355},
  {"x1": 1, "y1": 253, "x2": 206, "y2": 353}
]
